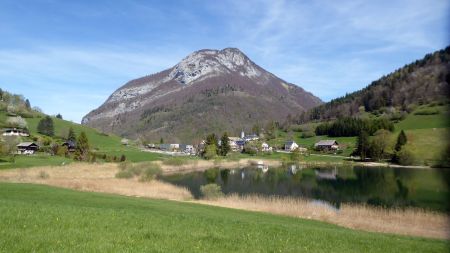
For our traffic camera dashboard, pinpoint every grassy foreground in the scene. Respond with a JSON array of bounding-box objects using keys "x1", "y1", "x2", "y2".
[{"x1": 0, "y1": 183, "x2": 446, "y2": 252}]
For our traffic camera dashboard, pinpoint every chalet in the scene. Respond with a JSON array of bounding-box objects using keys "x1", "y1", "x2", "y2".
[
  {"x1": 2, "y1": 128, "x2": 29, "y2": 137},
  {"x1": 16, "y1": 142, "x2": 39, "y2": 155},
  {"x1": 314, "y1": 140, "x2": 339, "y2": 151},
  {"x1": 62, "y1": 140, "x2": 76, "y2": 152},
  {"x1": 284, "y1": 141, "x2": 299, "y2": 151}
]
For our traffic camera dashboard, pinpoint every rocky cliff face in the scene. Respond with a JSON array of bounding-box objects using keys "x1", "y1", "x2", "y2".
[{"x1": 82, "y1": 48, "x2": 322, "y2": 142}]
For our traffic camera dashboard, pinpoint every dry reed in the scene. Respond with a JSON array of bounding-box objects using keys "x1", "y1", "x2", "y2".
[{"x1": 199, "y1": 194, "x2": 449, "y2": 239}]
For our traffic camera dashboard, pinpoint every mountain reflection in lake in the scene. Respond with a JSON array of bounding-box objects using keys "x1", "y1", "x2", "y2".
[{"x1": 160, "y1": 165, "x2": 449, "y2": 212}]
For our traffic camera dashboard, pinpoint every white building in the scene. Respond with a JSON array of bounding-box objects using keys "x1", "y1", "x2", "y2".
[{"x1": 284, "y1": 141, "x2": 299, "y2": 151}]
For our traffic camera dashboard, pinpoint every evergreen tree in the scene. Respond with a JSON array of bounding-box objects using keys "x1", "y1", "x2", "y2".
[
  {"x1": 56, "y1": 113, "x2": 63, "y2": 119},
  {"x1": 74, "y1": 132, "x2": 90, "y2": 161},
  {"x1": 219, "y1": 132, "x2": 230, "y2": 156},
  {"x1": 37, "y1": 116, "x2": 54, "y2": 136},
  {"x1": 25, "y1": 99, "x2": 31, "y2": 109},
  {"x1": 159, "y1": 137, "x2": 164, "y2": 144},
  {"x1": 67, "y1": 127, "x2": 76, "y2": 142},
  {"x1": 356, "y1": 130, "x2": 370, "y2": 160},
  {"x1": 395, "y1": 130, "x2": 407, "y2": 151}
]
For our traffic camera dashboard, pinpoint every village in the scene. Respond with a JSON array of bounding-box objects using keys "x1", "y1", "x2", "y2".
[
  {"x1": 143, "y1": 130, "x2": 339, "y2": 157},
  {"x1": 3, "y1": 127, "x2": 340, "y2": 158}
]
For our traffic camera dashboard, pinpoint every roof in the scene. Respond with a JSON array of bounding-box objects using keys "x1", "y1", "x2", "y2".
[
  {"x1": 315, "y1": 140, "x2": 338, "y2": 146},
  {"x1": 17, "y1": 142, "x2": 38, "y2": 147}
]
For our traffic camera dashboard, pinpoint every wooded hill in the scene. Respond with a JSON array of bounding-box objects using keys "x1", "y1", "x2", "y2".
[{"x1": 297, "y1": 46, "x2": 450, "y2": 123}]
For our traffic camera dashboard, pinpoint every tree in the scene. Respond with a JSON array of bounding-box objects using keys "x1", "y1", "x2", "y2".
[
  {"x1": 290, "y1": 148, "x2": 302, "y2": 163},
  {"x1": 159, "y1": 137, "x2": 164, "y2": 144},
  {"x1": 25, "y1": 99, "x2": 31, "y2": 109},
  {"x1": 204, "y1": 144, "x2": 217, "y2": 160},
  {"x1": 6, "y1": 116, "x2": 27, "y2": 129},
  {"x1": 67, "y1": 127, "x2": 76, "y2": 142},
  {"x1": 74, "y1": 132, "x2": 90, "y2": 161},
  {"x1": 56, "y1": 113, "x2": 63, "y2": 119},
  {"x1": 219, "y1": 132, "x2": 230, "y2": 156},
  {"x1": 395, "y1": 130, "x2": 407, "y2": 151},
  {"x1": 356, "y1": 130, "x2": 370, "y2": 161},
  {"x1": 37, "y1": 116, "x2": 54, "y2": 136},
  {"x1": 369, "y1": 129, "x2": 391, "y2": 161}
]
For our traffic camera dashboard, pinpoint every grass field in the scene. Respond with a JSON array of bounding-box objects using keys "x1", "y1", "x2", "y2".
[
  {"x1": 0, "y1": 183, "x2": 446, "y2": 253},
  {"x1": 0, "y1": 154, "x2": 72, "y2": 170}
]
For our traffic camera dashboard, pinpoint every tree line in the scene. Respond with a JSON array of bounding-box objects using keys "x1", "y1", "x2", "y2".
[{"x1": 315, "y1": 117, "x2": 394, "y2": 137}]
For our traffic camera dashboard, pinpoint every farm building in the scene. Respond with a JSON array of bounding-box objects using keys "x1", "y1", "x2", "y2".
[
  {"x1": 16, "y1": 142, "x2": 39, "y2": 155},
  {"x1": 314, "y1": 140, "x2": 339, "y2": 151}
]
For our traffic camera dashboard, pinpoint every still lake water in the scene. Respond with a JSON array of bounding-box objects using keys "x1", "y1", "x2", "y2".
[{"x1": 160, "y1": 165, "x2": 450, "y2": 212}]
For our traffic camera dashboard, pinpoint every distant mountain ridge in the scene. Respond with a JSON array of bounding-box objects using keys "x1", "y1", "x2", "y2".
[
  {"x1": 298, "y1": 46, "x2": 450, "y2": 122},
  {"x1": 82, "y1": 48, "x2": 322, "y2": 142}
]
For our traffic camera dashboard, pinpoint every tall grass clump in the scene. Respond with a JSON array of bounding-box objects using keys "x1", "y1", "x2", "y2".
[
  {"x1": 115, "y1": 162, "x2": 162, "y2": 181},
  {"x1": 139, "y1": 164, "x2": 162, "y2": 182},
  {"x1": 200, "y1": 183, "x2": 224, "y2": 200}
]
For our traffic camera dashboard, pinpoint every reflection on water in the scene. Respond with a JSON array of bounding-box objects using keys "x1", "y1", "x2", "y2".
[{"x1": 160, "y1": 165, "x2": 450, "y2": 212}]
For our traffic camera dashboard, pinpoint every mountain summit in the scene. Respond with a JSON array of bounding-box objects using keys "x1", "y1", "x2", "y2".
[{"x1": 82, "y1": 48, "x2": 322, "y2": 141}]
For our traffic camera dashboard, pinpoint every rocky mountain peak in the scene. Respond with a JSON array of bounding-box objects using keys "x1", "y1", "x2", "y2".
[{"x1": 169, "y1": 47, "x2": 261, "y2": 85}]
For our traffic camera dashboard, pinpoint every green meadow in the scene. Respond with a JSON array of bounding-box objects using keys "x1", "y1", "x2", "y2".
[{"x1": 0, "y1": 183, "x2": 446, "y2": 253}]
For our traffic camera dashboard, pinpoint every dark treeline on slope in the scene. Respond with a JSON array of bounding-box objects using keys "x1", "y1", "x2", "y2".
[
  {"x1": 315, "y1": 117, "x2": 394, "y2": 137},
  {"x1": 296, "y1": 46, "x2": 450, "y2": 123}
]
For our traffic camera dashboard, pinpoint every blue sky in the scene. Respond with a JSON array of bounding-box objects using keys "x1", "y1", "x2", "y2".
[{"x1": 1, "y1": 0, "x2": 448, "y2": 123}]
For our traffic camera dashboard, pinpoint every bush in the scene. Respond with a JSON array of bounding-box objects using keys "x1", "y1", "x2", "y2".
[
  {"x1": 200, "y1": 183, "x2": 224, "y2": 200},
  {"x1": 301, "y1": 131, "x2": 315, "y2": 138},
  {"x1": 397, "y1": 148, "x2": 418, "y2": 166},
  {"x1": 139, "y1": 165, "x2": 162, "y2": 182},
  {"x1": 115, "y1": 170, "x2": 134, "y2": 179}
]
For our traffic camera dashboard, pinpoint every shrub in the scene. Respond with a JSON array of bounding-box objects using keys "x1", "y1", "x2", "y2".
[
  {"x1": 397, "y1": 148, "x2": 418, "y2": 166},
  {"x1": 139, "y1": 165, "x2": 162, "y2": 182},
  {"x1": 115, "y1": 170, "x2": 134, "y2": 179},
  {"x1": 301, "y1": 131, "x2": 315, "y2": 138},
  {"x1": 200, "y1": 183, "x2": 224, "y2": 200}
]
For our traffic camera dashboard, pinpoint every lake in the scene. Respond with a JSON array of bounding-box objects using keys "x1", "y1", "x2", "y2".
[{"x1": 160, "y1": 165, "x2": 450, "y2": 212}]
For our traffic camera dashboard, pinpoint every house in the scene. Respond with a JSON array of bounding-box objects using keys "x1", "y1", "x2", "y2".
[
  {"x1": 147, "y1": 143, "x2": 156, "y2": 149},
  {"x1": 284, "y1": 141, "x2": 299, "y2": 151},
  {"x1": 240, "y1": 131, "x2": 259, "y2": 142},
  {"x1": 243, "y1": 134, "x2": 259, "y2": 142},
  {"x1": 62, "y1": 140, "x2": 76, "y2": 152},
  {"x1": 314, "y1": 140, "x2": 339, "y2": 151},
  {"x1": 179, "y1": 144, "x2": 196, "y2": 154},
  {"x1": 235, "y1": 140, "x2": 246, "y2": 151},
  {"x1": 2, "y1": 128, "x2": 29, "y2": 137},
  {"x1": 228, "y1": 137, "x2": 242, "y2": 152},
  {"x1": 261, "y1": 142, "x2": 272, "y2": 152},
  {"x1": 159, "y1": 144, "x2": 180, "y2": 152},
  {"x1": 16, "y1": 142, "x2": 39, "y2": 155},
  {"x1": 159, "y1": 144, "x2": 171, "y2": 151}
]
